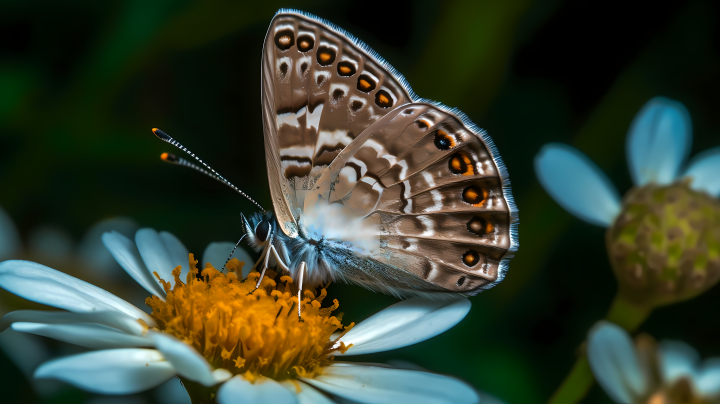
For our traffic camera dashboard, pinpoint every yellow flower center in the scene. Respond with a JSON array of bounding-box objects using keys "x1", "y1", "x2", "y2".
[{"x1": 145, "y1": 254, "x2": 354, "y2": 382}]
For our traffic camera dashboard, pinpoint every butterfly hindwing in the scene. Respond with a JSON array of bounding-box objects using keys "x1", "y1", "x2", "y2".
[
  {"x1": 262, "y1": 11, "x2": 412, "y2": 237},
  {"x1": 312, "y1": 103, "x2": 517, "y2": 295}
]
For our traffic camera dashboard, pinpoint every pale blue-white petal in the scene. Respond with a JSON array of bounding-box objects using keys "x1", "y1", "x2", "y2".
[
  {"x1": 332, "y1": 298, "x2": 470, "y2": 356},
  {"x1": 535, "y1": 144, "x2": 621, "y2": 227},
  {"x1": 78, "y1": 217, "x2": 138, "y2": 275},
  {"x1": 303, "y1": 363, "x2": 478, "y2": 404},
  {"x1": 696, "y1": 358, "x2": 720, "y2": 396},
  {"x1": 202, "y1": 242, "x2": 254, "y2": 278},
  {"x1": 681, "y1": 147, "x2": 720, "y2": 197},
  {"x1": 0, "y1": 205, "x2": 21, "y2": 260},
  {"x1": 12, "y1": 322, "x2": 153, "y2": 349},
  {"x1": 0, "y1": 260, "x2": 155, "y2": 326},
  {"x1": 659, "y1": 340, "x2": 700, "y2": 384},
  {"x1": 136, "y1": 229, "x2": 189, "y2": 288},
  {"x1": 279, "y1": 380, "x2": 335, "y2": 404},
  {"x1": 627, "y1": 97, "x2": 692, "y2": 186},
  {"x1": 217, "y1": 375, "x2": 298, "y2": 404},
  {"x1": 148, "y1": 331, "x2": 228, "y2": 387},
  {"x1": 159, "y1": 231, "x2": 190, "y2": 281},
  {"x1": 35, "y1": 349, "x2": 175, "y2": 394},
  {"x1": 103, "y1": 231, "x2": 166, "y2": 298},
  {"x1": 1, "y1": 309, "x2": 146, "y2": 336},
  {"x1": 154, "y1": 378, "x2": 191, "y2": 404},
  {"x1": 587, "y1": 321, "x2": 648, "y2": 403}
]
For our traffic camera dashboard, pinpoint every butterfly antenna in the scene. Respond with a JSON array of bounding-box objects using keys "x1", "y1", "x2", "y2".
[{"x1": 152, "y1": 128, "x2": 266, "y2": 213}]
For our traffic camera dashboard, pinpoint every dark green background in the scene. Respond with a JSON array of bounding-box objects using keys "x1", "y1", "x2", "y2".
[{"x1": 2, "y1": 0, "x2": 720, "y2": 402}]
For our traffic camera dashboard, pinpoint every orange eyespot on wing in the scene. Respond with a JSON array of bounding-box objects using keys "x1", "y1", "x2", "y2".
[
  {"x1": 297, "y1": 35, "x2": 314, "y2": 52},
  {"x1": 462, "y1": 250, "x2": 480, "y2": 267},
  {"x1": 448, "y1": 153, "x2": 474, "y2": 175},
  {"x1": 462, "y1": 185, "x2": 488, "y2": 206},
  {"x1": 337, "y1": 61, "x2": 356, "y2": 76},
  {"x1": 433, "y1": 130, "x2": 456, "y2": 150},
  {"x1": 375, "y1": 90, "x2": 393, "y2": 108},
  {"x1": 466, "y1": 216, "x2": 494, "y2": 236},
  {"x1": 317, "y1": 47, "x2": 336, "y2": 65},
  {"x1": 274, "y1": 29, "x2": 295, "y2": 50},
  {"x1": 357, "y1": 75, "x2": 376, "y2": 92}
]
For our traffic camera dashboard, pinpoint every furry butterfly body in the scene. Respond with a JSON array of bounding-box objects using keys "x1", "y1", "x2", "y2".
[{"x1": 239, "y1": 9, "x2": 519, "y2": 298}]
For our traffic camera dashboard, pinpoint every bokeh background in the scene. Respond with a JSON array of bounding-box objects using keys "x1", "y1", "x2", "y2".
[{"x1": 2, "y1": 0, "x2": 720, "y2": 402}]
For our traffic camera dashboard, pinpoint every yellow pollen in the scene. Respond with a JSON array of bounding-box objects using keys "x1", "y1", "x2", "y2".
[{"x1": 145, "y1": 254, "x2": 353, "y2": 381}]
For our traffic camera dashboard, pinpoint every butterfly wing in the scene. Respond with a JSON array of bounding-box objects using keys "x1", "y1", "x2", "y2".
[
  {"x1": 313, "y1": 103, "x2": 519, "y2": 296},
  {"x1": 262, "y1": 10, "x2": 413, "y2": 238},
  {"x1": 262, "y1": 10, "x2": 518, "y2": 296}
]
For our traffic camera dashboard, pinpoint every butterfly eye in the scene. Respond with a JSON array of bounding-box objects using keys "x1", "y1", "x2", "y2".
[
  {"x1": 317, "y1": 46, "x2": 336, "y2": 66},
  {"x1": 467, "y1": 216, "x2": 494, "y2": 236},
  {"x1": 255, "y1": 218, "x2": 270, "y2": 242},
  {"x1": 356, "y1": 74, "x2": 376, "y2": 92},
  {"x1": 297, "y1": 35, "x2": 314, "y2": 52},
  {"x1": 433, "y1": 130, "x2": 456, "y2": 150},
  {"x1": 462, "y1": 185, "x2": 488, "y2": 205},
  {"x1": 274, "y1": 30, "x2": 295, "y2": 50},
  {"x1": 462, "y1": 250, "x2": 480, "y2": 267}
]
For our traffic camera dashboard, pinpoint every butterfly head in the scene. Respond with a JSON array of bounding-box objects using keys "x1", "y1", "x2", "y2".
[{"x1": 241, "y1": 212, "x2": 278, "y2": 252}]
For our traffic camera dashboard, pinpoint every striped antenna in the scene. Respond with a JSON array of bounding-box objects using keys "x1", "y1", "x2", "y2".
[{"x1": 152, "y1": 128, "x2": 266, "y2": 213}]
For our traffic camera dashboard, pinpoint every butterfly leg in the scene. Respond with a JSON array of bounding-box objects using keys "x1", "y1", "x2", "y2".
[{"x1": 297, "y1": 261, "x2": 306, "y2": 321}]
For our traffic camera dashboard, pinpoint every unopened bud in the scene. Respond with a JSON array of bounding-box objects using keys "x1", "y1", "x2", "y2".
[{"x1": 606, "y1": 181, "x2": 720, "y2": 307}]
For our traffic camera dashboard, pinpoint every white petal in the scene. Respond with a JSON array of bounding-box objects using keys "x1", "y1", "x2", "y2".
[
  {"x1": 696, "y1": 358, "x2": 720, "y2": 396},
  {"x1": 149, "y1": 331, "x2": 216, "y2": 386},
  {"x1": 659, "y1": 340, "x2": 700, "y2": 384},
  {"x1": 303, "y1": 363, "x2": 478, "y2": 404},
  {"x1": 12, "y1": 322, "x2": 153, "y2": 349},
  {"x1": 627, "y1": 97, "x2": 692, "y2": 186},
  {"x1": 0, "y1": 260, "x2": 155, "y2": 326},
  {"x1": 103, "y1": 231, "x2": 166, "y2": 298},
  {"x1": 1, "y1": 309, "x2": 146, "y2": 335},
  {"x1": 279, "y1": 380, "x2": 335, "y2": 404},
  {"x1": 587, "y1": 321, "x2": 648, "y2": 403},
  {"x1": 136, "y1": 229, "x2": 189, "y2": 288},
  {"x1": 217, "y1": 375, "x2": 298, "y2": 404},
  {"x1": 202, "y1": 242, "x2": 254, "y2": 278},
  {"x1": 78, "y1": 217, "x2": 138, "y2": 275},
  {"x1": 35, "y1": 349, "x2": 175, "y2": 394},
  {"x1": 535, "y1": 144, "x2": 621, "y2": 227},
  {"x1": 0, "y1": 205, "x2": 21, "y2": 260},
  {"x1": 681, "y1": 147, "x2": 720, "y2": 197},
  {"x1": 333, "y1": 297, "x2": 470, "y2": 356}
]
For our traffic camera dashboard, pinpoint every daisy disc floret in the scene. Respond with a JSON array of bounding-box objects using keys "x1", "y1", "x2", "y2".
[{"x1": 146, "y1": 254, "x2": 353, "y2": 382}]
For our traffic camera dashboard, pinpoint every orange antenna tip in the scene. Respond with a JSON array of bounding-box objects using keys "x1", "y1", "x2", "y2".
[{"x1": 160, "y1": 152, "x2": 178, "y2": 163}]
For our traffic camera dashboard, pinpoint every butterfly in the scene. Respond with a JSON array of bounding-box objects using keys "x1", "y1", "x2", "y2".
[{"x1": 155, "y1": 9, "x2": 518, "y2": 303}]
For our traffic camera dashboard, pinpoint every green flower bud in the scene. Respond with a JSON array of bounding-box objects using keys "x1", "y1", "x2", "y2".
[{"x1": 606, "y1": 181, "x2": 720, "y2": 307}]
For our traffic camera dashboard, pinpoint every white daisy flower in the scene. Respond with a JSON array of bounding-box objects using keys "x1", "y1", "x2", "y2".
[
  {"x1": 588, "y1": 321, "x2": 720, "y2": 403},
  {"x1": 535, "y1": 97, "x2": 720, "y2": 227},
  {"x1": 535, "y1": 97, "x2": 720, "y2": 305},
  {"x1": 0, "y1": 228, "x2": 479, "y2": 404}
]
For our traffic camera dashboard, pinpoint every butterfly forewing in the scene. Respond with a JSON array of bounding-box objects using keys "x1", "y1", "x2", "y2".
[
  {"x1": 262, "y1": 10, "x2": 518, "y2": 296},
  {"x1": 262, "y1": 12, "x2": 412, "y2": 237}
]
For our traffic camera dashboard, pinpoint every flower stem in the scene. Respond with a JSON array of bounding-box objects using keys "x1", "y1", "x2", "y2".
[{"x1": 549, "y1": 295, "x2": 651, "y2": 404}]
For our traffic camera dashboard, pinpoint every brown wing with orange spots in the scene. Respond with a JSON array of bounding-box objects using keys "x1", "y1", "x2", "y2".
[
  {"x1": 310, "y1": 103, "x2": 517, "y2": 295},
  {"x1": 261, "y1": 11, "x2": 412, "y2": 238}
]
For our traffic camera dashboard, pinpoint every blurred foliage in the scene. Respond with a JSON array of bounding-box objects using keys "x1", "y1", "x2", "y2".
[{"x1": 1, "y1": 0, "x2": 720, "y2": 403}]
